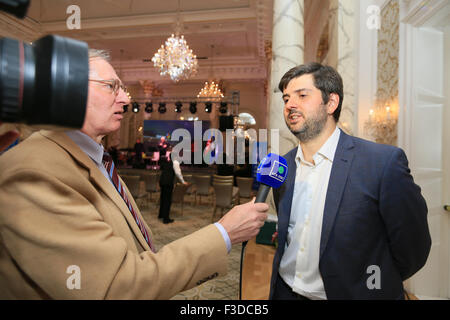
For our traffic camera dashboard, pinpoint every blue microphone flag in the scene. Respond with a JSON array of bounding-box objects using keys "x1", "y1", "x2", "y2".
[{"x1": 256, "y1": 153, "x2": 288, "y2": 189}]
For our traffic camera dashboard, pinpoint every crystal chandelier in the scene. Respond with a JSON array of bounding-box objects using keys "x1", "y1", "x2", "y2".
[
  {"x1": 197, "y1": 44, "x2": 224, "y2": 100},
  {"x1": 152, "y1": 34, "x2": 198, "y2": 82},
  {"x1": 151, "y1": 1, "x2": 198, "y2": 82},
  {"x1": 197, "y1": 80, "x2": 224, "y2": 99}
]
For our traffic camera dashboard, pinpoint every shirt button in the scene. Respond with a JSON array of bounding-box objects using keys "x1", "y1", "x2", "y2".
[{"x1": 300, "y1": 247, "x2": 305, "y2": 252}]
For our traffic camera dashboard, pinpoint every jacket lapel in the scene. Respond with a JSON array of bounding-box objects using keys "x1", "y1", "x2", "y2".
[
  {"x1": 277, "y1": 147, "x2": 297, "y2": 250},
  {"x1": 320, "y1": 130, "x2": 354, "y2": 258},
  {"x1": 40, "y1": 130, "x2": 151, "y2": 251}
]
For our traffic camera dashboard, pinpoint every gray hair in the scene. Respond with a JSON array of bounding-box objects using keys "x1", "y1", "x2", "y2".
[
  {"x1": 88, "y1": 49, "x2": 111, "y2": 62},
  {"x1": 88, "y1": 49, "x2": 111, "y2": 77}
]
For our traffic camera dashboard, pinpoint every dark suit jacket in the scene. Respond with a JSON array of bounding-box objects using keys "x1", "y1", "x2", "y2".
[
  {"x1": 159, "y1": 159, "x2": 175, "y2": 186},
  {"x1": 269, "y1": 130, "x2": 431, "y2": 299}
]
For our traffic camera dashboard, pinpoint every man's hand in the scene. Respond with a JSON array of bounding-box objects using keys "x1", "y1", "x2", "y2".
[
  {"x1": 218, "y1": 198, "x2": 269, "y2": 245},
  {"x1": 0, "y1": 123, "x2": 19, "y2": 152}
]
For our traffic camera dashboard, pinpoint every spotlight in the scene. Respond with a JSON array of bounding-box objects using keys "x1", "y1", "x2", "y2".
[
  {"x1": 123, "y1": 104, "x2": 128, "y2": 113},
  {"x1": 158, "y1": 102, "x2": 167, "y2": 114},
  {"x1": 189, "y1": 101, "x2": 197, "y2": 114},
  {"x1": 132, "y1": 102, "x2": 140, "y2": 113},
  {"x1": 145, "y1": 102, "x2": 153, "y2": 113},
  {"x1": 219, "y1": 101, "x2": 228, "y2": 114},
  {"x1": 205, "y1": 101, "x2": 212, "y2": 113},
  {"x1": 175, "y1": 101, "x2": 182, "y2": 113}
]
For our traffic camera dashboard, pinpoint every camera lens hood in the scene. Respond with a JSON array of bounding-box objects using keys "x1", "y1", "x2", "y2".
[{"x1": 0, "y1": 35, "x2": 89, "y2": 128}]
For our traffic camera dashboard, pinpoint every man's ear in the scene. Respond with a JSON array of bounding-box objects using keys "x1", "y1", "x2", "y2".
[{"x1": 327, "y1": 93, "x2": 339, "y2": 115}]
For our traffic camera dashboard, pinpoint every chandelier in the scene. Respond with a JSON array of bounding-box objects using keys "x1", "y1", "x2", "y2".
[
  {"x1": 197, "y1": 44, "x2": 224, "y2": 100},
  {"x1": 197, "y1": 80, "x2": 224, "y2": 100},
  {"x1": 152, "y1": 34, "x2": 198, "y2": 82},
  {"x1": 151, "y1": 0, "x2": 198, "y2": 82}
]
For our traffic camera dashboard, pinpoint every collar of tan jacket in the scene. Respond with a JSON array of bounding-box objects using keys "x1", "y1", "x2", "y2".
[{"x1": 39, "y1": 130, "x2": 153, "y2": 252}]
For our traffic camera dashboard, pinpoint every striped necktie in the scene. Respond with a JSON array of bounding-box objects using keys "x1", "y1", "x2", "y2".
[{"x1": 102, "y1": 152, "x2": 156, "y2": 252}]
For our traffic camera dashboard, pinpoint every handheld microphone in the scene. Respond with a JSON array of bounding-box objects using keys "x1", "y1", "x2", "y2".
[
  {"x1": 255, "y1": 153, "x2": 288, "y2": 203},
  {"x1": 239, "y1": 153, "x2": 288, "y2": 299}
]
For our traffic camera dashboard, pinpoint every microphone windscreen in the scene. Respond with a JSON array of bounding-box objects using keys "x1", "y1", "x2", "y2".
[{"x1": 256, "y1": 153, "x2": 288, "y2": 189}]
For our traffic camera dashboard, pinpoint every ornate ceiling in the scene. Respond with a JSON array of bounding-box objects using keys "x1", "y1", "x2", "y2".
[{"x1": 0, "y1": 0, "x2": 274, "y2": 85}]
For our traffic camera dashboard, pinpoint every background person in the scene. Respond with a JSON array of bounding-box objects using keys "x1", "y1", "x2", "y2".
[{"x1": 158, "y1": 151, "x2": 188, "y2": 224}]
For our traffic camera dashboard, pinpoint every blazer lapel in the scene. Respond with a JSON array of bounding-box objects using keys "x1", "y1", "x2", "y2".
[
  {"x1": 320, "y1": 131, "x2": 355, "y2": 259},
  {"x1": 40, "y1": 130, "x2": 151, "y2": 251},
  {"x1": 277, "y1": 148, "x2": 297, "y2": 250}
]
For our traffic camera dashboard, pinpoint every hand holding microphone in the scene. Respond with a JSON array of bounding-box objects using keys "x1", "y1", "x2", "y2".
[
  {"x1": 218, "y1": 153, "x2": 288, "y2": 245},
  {"x1": 236, "y1": 153, "x2": 288, "y2": 300},
  {"x1": 255, "y1": 153, "x2": 288, "y2": 203}
]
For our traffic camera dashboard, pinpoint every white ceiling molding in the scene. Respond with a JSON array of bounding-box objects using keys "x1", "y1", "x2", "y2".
[
  {"x1": 400, "y1": 0, "x2": 449, "y2": 26},
  {"x1": 40, "y1": 7, "x2": 256, "y2": 34}
]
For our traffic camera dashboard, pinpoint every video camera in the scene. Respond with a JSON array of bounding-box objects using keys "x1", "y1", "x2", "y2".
[{"x1": 0, "y1": 0, "x2": 89, "y2": 128}]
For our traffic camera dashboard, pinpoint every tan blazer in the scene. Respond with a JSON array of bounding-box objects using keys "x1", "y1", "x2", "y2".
[{"x1": 0, "y1": 130, "x2": 228, "y2": 299}]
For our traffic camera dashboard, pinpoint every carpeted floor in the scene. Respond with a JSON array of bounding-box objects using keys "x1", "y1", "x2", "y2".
[{"x1": 140, "y1": 195, "x2": 243, "y2": 300}]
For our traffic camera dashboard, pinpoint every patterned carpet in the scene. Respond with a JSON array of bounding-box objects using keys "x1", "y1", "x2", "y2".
[{"x1": 140, "y1": 194, "x2": 243, "y2": 300}]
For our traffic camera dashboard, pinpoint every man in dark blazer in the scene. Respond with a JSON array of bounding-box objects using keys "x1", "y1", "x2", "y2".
[{"x1": 269, "y1": 63, "x2": 431, "y2": 300}]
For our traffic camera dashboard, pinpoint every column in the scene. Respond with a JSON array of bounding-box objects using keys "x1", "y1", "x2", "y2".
[
  {"x1": 329, "y1": 0, "x2": 358, "y2": 135},
  {"x1": 268, "y1": 0, "x2": 304, "y2": 157},
  {"x1": 266, "y1": 0, "x2": 304, "y2": 216}
]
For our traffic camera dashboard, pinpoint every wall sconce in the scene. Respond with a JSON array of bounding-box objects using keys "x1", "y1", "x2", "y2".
[{"x1": 364, "y1": 104, "x2": 398, "y2": 145}]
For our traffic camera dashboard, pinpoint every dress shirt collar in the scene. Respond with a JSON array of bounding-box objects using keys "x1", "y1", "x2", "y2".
[
  {"x1": 295, "y1": 126, "x2": 341, "y2": 167},
  {"x1": 65, "y1": 130, "x2": 105, "y2": 166}
]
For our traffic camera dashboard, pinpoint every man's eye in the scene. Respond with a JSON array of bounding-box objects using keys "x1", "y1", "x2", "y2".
[{"x1": 106, "y1": 84, "x2": 114, "y2": 89}]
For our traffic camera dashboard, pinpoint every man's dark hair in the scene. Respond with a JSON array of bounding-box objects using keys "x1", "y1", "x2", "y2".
[{"x1": 278, "y1": 62, "x2": 344, "y2": 122}]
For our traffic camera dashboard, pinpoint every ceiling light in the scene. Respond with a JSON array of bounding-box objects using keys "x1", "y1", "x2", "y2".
[
  {"x1": 175, "y1": 101, "x2": 182, "y2": 113},
  {"x1": 205, "y1": 101, "x2": 212, "y2": 113},
  {"x1": 219, "y1": 101, "x2": 228, "y2": 114},
  {"x1": 132, "y1": 102, "x2": 140, "y2": 113},
  {"x1": 158, "y1": 102, "x2": 167, "y2": 114},
  {"x1": 151, "y1": 1, "x2": 198, "y2": 82},
  {"x1": 189, "y1": 101, "x2": 197, "y2": 114},
  {"x1": 145, "y1": 102, "x2": 153, "y2": 113},
  {"x1": 197, "y1": 44, "x2": 224, "y2": 100},
  {"x1": 197, "y1": 80, "x2": 224, "y2": 100}
]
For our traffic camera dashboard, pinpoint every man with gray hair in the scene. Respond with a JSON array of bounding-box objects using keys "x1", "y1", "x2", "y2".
[{"x1": 0, "y1": 49, "x2": 268, "y2": 299}]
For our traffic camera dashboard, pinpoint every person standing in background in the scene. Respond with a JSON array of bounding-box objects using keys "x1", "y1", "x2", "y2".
[{"x1": 158, "y1": 151, "x2": 188, "y2": 224}]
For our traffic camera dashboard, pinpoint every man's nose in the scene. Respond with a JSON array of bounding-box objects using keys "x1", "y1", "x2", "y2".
[
  {"x1": 116, "y1": 88, "x2": 131, "y2": 105},
  {"x1": 285, "y1": 99, "x2": 298, "y2": 111}
]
